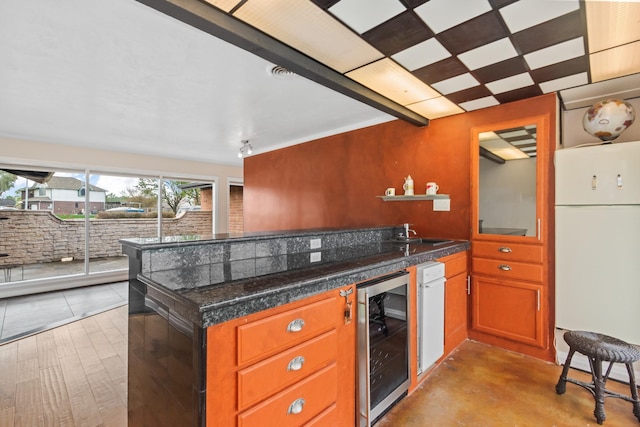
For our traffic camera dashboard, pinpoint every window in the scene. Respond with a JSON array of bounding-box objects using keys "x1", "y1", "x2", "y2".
[{"x1": 0, "y1": 168, "x2": 215, "y2": 296}]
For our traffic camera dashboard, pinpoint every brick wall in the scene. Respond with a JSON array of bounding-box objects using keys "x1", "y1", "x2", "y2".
[
  {"x1": 228, "y1": 185, "x2": 243, "y2": 233},
  {"x1": 201, "y1": 187, "x2": 213, "y2": 211},
  {"x1": 0, "y1": 210, "x2": 212, "y2": 266}
]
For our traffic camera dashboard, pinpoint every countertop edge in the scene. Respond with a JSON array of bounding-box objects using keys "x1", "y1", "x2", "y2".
[{"x1": 138, "y1": 241, "x2": 469, "y2": 328}]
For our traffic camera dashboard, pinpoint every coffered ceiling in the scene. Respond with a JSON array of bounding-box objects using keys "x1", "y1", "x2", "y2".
[{"x1": 152, "y1": 0, "x2": 640, "y2": 122}]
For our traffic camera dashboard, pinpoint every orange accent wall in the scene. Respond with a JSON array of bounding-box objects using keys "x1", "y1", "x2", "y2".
[{"x1": 244, "y1": 93, "x2": 556, "y2": 238}]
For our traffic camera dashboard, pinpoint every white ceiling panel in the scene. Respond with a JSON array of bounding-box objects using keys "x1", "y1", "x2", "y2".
[
  {"x1": 499, "y1": 0, "x2": 580, "y2": 33},
  {"x1": 524, "y1": 37, "x2": 585, "y2": 70},
  {"x1": 392, "y1": 39, "x2": 451, "y2": 72},
  {"x1": 459, "y1": 96, "x2": 499, "y2": 112},
  {"x1": 432, "y1": 73, "x2": 480, "y2": 95},
  {"x1": 458, "y1": 38, "x2": 518, "y2": 70},
  {"x1": 415, "y1": 0, "x2": 491, "y2": 33},
  {"x1": 539, "y1": 72, "x2": 588, "y2": 94},
  {"x1": 486, "y1": 73, "x2": 535, "y2": 95},
  {"x1": 329, "y1": 0, "x2": 406, "y2": 34}
]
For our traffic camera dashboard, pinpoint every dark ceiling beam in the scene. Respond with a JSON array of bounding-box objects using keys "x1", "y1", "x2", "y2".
[
  {"x1": 479, "y1": 147, "x2": 506, "y2": 164},
  {"x1": 135, "y1": 0, "x2": 429, "y2": 127}
]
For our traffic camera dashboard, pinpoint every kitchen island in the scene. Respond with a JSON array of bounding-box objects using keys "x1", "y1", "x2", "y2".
[{"x1": 121, "y1": 226, "x2": 469, "y2": 426}]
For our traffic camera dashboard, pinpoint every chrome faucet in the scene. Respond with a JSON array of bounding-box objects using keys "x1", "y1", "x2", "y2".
[{"x1": 401, "y1": 223, "x2": 416, "y2": 239}]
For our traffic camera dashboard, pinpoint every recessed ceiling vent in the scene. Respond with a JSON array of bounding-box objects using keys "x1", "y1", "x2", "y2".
[{"x1": 268, "y1": 65, "x2": 298, "y2": 80}]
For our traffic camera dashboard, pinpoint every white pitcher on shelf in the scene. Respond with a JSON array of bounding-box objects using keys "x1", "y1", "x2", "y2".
[{"x1": 403, "y1": 175, "x2": 414, "y2": 196}]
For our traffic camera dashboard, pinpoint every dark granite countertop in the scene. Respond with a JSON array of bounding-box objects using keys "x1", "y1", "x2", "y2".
[
  {"x1": 136, "y1": 239, "x2": 469, "y2": 328},
  {"x1": 121, "y1": 226, "x2": 395, "y2": 250}
]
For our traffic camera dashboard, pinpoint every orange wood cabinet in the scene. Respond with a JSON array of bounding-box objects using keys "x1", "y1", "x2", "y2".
[
  {"x1": 438, "y1": 251, "x2": 469, "y2": 356},
  {"x1": 206, "y1": 286, "x2": 356, "y2": 427},
  {"x1": 469, "y1": 114, "x2": 554, "y2": 362},
  {"x1": 470, "y1": 236, "x2": 547, "y2": 352}
]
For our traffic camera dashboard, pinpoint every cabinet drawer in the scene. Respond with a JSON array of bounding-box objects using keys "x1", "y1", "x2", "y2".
[
  {"x1": 438, "y1": 252, "x2": 467, "y2": 278},
  {"x1": 305, "y1": 403, "x2": 337, "y2": 426},
  {"x1": 472, "y1": 241, "x2": 542, "y2": 263},
  {"x1": 238, "y1": 330, "x2": 337, "y2": 410},
  {"x1": 237, "y1": 363, "x2": 337, "y2": 427},
  {"x1": 238, "y1": 297, "x2": 336, "y2": 365},
  {"x1": 472, "y1": 257, "x2": 543, "y2": 282}
]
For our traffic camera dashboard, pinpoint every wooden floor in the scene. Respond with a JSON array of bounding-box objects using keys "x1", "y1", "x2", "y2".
[{"x1": 0, "y1": 306, "x2": 127, "y2": 427}]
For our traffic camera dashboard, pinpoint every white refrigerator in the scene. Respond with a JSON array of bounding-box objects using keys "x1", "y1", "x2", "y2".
[{"x1": 555, "y1": 140, "x2": 640, "y2": 346}]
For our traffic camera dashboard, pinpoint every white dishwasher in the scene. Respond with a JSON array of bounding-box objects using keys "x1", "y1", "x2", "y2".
[{"x1": 416, "y1": 261, "x2": 446, "y2": 374}]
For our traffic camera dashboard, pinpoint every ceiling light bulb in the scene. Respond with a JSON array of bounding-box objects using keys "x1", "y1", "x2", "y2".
[
  {"x1": 247, "y1": 145, "x2": 253, "y2": 155},
  {"x1": 237, "y1": 151, "x2": 243, "y2": 158}
]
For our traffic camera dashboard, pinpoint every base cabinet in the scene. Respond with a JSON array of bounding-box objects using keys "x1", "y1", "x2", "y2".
[
  {"x1": 206, "y1": 286, "x2": 356, "y2": 427},
  {"x1": 469, "y1": 240, "x2": 549, "y2": 358},
  {"x1": 439, "y1": 252, "x2": 469, "y2": 356},
  {"x1": 471, "y1": 275, "x2": 544, "y2": 348}
]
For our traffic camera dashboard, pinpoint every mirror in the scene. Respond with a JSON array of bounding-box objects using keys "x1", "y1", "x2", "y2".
[{"x1": 472, "y1": 118, "x2": 542, "y2": 239}]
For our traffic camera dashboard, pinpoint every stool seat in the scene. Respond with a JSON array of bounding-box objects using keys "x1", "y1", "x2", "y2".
[
  {"x1": 556, "y1": 330, "x2": 640, "y2": 425},
  {"x1": 565, "y1": 331, "x2": 640, "y2": 364}
]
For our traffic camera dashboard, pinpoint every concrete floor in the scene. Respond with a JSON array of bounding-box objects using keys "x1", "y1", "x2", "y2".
[{"x1": 377, "y1": 340, "x2": 640, "y2": 427}]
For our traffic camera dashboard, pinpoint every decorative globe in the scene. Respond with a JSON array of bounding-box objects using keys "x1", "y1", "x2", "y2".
[{"x1": 583, "y1": 99, "x2": 635, "y2": 141}]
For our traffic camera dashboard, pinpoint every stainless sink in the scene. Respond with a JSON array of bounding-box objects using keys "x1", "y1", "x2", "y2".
[{"x1": 389, "y1": 238, "x2": 453, "y2": 246}]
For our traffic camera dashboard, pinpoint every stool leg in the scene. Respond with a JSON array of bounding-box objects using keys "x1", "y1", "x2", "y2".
[
  {"x1": 556, "y1": 348, "x2": 575, "y2": 395},
  {"x1": 625, "y1": 362, "x2": 640, "y2": 422},
  {"x1": 591, "y1": 357, "x2": 606, "y2": 425}
]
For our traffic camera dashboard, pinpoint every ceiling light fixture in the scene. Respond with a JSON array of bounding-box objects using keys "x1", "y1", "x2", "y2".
[{"x1": 237, "y1": 140, "x2": 253, "y2": 158}]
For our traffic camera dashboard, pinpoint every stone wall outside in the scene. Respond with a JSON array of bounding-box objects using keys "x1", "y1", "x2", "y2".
[{"x1": 0, "y1": 210, "x2": 212, "y2": 266}]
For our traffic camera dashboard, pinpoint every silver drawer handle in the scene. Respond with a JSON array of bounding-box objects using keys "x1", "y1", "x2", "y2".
[
  {"x1": 498, "y1": 264, "x2": 511, "y2": 271},
  {"x1": 286, "y1": 318, "x2": 305, "y2": 333},
  {"x1": 498, "y1": 246, "x2": 512, "y2": 253},
  {"x1": 287, "y1": 356, "x2": 305, "y2": 371},
  {"x1": 287, "y1": 398, "x2": 305, "y2": 415}
]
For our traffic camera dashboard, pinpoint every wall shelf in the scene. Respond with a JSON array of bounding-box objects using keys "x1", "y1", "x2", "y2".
[{"x1": 377, "y1": 194, "x2": 449, "y2": 201}]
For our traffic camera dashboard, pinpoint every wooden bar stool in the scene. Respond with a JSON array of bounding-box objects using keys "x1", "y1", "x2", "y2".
[{"x1": 555, "y1": 331, "x2": 640, "y2": 425}]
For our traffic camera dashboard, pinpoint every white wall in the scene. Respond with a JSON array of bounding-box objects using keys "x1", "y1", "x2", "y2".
[
  {"x1": 0, "y1": 136, "x2": 243, "y2": 233},
  {"x1": 479, "y1": 157, "x2": 537, "y2": 236}
]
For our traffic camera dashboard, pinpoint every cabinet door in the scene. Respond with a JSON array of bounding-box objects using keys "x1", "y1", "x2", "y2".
[
  {"x1": 471, "y1": 275, "x2": 544, "y2": 348},
  {"x1": 438, "y1": 252, "x2": 469, "y2": 357},
  {"x1": 444, "y1": 273, "x2": 468, "y2": 355}
]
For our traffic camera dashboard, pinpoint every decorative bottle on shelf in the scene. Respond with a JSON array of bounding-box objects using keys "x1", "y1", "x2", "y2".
[{"x1": 403, "y1": 175, "x2": 414, "y2": 196}]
